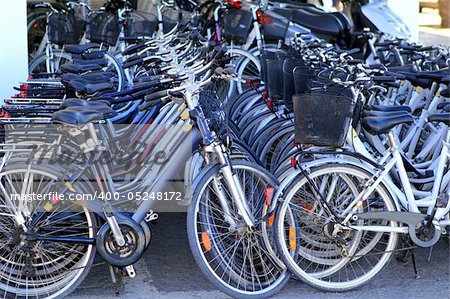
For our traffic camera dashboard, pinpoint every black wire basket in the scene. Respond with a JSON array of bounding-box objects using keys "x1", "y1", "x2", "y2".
[
  {"x1": 86, "y1": 12, "x2": 120, "y2": 45},
  {"x1": 124, "y1": 11, "x2": 158, "y2": 38},
  {"x1": 47, "y1": 13, "x2": 85, "y2": 46},
  {"x1": 282, "y1": 58, "x2": 304, "y2": 111},
  {"x1": 161, "y1": 7, "x2": 190, "y2": 34},
  {"x1": 266, "y1": 51, "x2": 289, "y2": 99},
  {"x1": 222, "y1": 8, "x2": 253, "y2": 43},
  {"x1": 293, "y1": 88, "x2": 355, "y2": 147}
]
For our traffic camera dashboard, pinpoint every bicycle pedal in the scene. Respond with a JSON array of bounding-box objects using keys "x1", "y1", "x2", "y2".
[{"x1": 125, "y1": 265, "x2": 136, "y2": 278}]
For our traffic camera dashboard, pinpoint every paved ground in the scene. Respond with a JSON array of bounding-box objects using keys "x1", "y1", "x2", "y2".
[
  {"x1": 419, "y1": 8, "x2": 450, "y2": 45},
  {"x1": 69, "y1": 213, "x2": 450, "y2": 299}
]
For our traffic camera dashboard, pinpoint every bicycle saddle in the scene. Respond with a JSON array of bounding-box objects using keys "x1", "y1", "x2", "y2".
[
  {"x1": 72, "y1": 58, "x2": 108, "y2": 67},
  {"x1": 71, "y1": 50, "x2": 108, "y2": 60},
  {"x1": 366, "y1": 105, "x2": 412, "y2": 113},
  {"x1": 428, "y1": 113, "x2": 450, "y2": 125},
  {"x1": 68, "y1": 80, "x2": 114, "y2": 96},
  {"x1": 52, "y1": 106, "x2": 117, "y2": 126},
  {"x1": 396, "y1": 72, "x2": 433, "y2": 89},
  {"x1": 290, "y1": 10, "x2": 348, "y2": 38},
  {"x1": 436, "y1": 102, "x2": 450, "y2": 111},
  {"x1": 65, "y1": 43, "x2": 100, "y2": 55},
  {"x1": 416, "y1": 70, "x2": 449, "y2": 83},
  {"x1": 60, "y1": 98, "x2": 111, "y2": 109},
  {"x1": 61, "y1": 72, "x2": 114, "y2": 85},
  {"x1": 362, "y1": 110, "x2": 411, "y2": 118},
  {"x1": 60, "y1": 64, "x2": 103, "y2": 74},
  {"x1": 362, "y1": 113, "x2": 414, "y2": 135},
  {"x1": 440, "y1": 88, "x2": 449, "y2": 98}
]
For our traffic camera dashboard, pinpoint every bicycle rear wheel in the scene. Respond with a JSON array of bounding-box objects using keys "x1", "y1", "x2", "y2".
[
  {"x1": 0, "y1": 164, "x2": 97, "y2": 298},
  {"x1": 274, "y1": 163, "x2": 399, "y2": 292},
  {"x1": 187, "y1": 160, "x2": 288, "y2": 298}
]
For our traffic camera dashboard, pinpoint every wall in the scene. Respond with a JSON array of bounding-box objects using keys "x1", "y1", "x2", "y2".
[{"x1": 0, "y1": 0, "x2": 28, "y2": 100}]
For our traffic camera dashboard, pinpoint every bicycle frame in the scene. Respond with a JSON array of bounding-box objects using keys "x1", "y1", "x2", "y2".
[{"x1": 342, "y1": 127, "x2": 450, "y2": 231}]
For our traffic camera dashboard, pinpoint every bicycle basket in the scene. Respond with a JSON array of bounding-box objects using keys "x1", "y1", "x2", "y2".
[
  {"x1": 261, "y1": 10, "x2": 290, "y2": 42},
  {"x1": 266, "y1": 51, "x2": 289, "y2": 99},
  {"x1": 293, "y1": 66, "x2": 319, "y2": 94},
  {"x1": 162, "y1": 8, "x2": 190, "y2": 34},
  {"x1": 282, "y1": 58, "x2": 304, "y2": 111},
  {"x1": 47, "y1": 13, "x2": 85, "y2": 46},
  {"x1": 86, "y1": 12, "x2": 120, "y2": 45},
  {"x1": 124, "y1": 11, "x2": 158, "y2": 38},
  {"x1": 293, "y1": 89, "x2": 355, "y2": 147},
  {"x1": 222, "y1": 8, "x2": 253, "y2": 43}
]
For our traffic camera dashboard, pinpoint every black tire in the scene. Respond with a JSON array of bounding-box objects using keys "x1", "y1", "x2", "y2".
[{"x1": 187, "y1": 160, "x2": 289, "y2": 299}]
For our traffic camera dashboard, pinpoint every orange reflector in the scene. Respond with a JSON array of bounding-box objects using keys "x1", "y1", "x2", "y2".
[
  {"x1": 201, "y1": 232, "x2": 212, "y2": 252},
  {"x1": 33, "y1": 22, "x2": 39, "y2": 29},
  {"x1": 302, "y1": 204, "x2": 313, "y2": 214},
  {"x1": 268, "y1": 213, "x2": 275, "y2": 228},
  {"x1": 264, "y1": 187, "x2": 274, "y2": 206},
  {"x1": 289, "y1": 227, "x2": 296, "y2": 251}
]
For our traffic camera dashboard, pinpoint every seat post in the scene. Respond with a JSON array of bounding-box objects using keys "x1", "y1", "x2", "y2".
[{"x1": 387, "y1": 131, "x2": 397, "y2": 149}]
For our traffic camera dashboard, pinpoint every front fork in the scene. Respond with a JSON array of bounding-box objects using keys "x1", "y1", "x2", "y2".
[{"x1": 205, "y1": 142, "x2": 255, "y2": 229}]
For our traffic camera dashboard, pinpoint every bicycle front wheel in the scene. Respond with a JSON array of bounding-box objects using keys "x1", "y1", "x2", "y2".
[
  {"x1": 274, "y1": 163, "x2": 399, "y2": 292},
  {"x1": 187, "y1": 160, "x2": 288, "y2": 299}
]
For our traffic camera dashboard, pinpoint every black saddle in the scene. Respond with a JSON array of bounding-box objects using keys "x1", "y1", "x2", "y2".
[
  {"x1": 428, "y1": 113, "x2": 450, "y2": 125},
  {"x1": 65, "y1": 44, "x2": 100, "y2": 55},
  {"x1": 52, "y1": 103, "x2": 117, "y2": 126},
  {"x1": 416, "y1": 70, "x2": 449, "y2": 83},
  {"x1": 436, "y1": 102, "x2": 450, "y2": 111},
  {"x1": 61, "y1": 72, "x2": 114, "y2": 85},
  {"x1": 61, "y1": 63, "x2": 103, "y2": 74},
  {"x1": 68, "y1": 80, "x2": 114, "y2": 96},
  {"x1": 60, "y1": 98, "x2": 111, "y2": 109},
  {"x1": 366, "y1": 105, "x2": 412, "y2": 113},
  {"x1": 72, "y1": 58, "x2": 108, "y2": 67},
  {"x1": 441, "y1": 88, "x2": 449, "y2": 98},
  {"x1": 291, "y1": 9, "x2": 349, "y2": 38},
  {"x1": 362, "y1": 113, "x2": 414, "y2": 135},
  {"x1": 362, "y1": 110, "x2": 410, "y2": 118},
  {"x1": 396, "y1": 71, "x2": 433, "y2": 89}
]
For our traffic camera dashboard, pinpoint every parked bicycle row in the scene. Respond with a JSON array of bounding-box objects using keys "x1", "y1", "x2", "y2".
[{"x1": 0, "y1": 0, "x2": 448, "y2": 298}]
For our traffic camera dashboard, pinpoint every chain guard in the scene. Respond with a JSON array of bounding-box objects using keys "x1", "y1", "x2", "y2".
[{"x1": 97, "y1": 216, "x2": 146, "y2": 267}]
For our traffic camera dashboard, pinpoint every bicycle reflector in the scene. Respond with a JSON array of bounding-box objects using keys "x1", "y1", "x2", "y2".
[
  {"x1": 264, "y1": 187, "x2": 274, "y2": 206},
  {"x1": 256, "y1": 10, "x2": 272, "y2": 25},
  {"x1": 226, "y1": 0, "x2": 242, "y2": 9},
  {"x1": 201, "y1": 232, "x2": 212, "y2": 252}
]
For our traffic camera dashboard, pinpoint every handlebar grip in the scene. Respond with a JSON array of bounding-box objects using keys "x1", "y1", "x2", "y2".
[
  {"x1": 214, "y1": 46, "x2": 228, "y2": 60},
  {"x1": 347, "y1": 59, "x2": 364, "y2": 65},
  {"x1": 372, "y1": 76, "x2": 397, "y2": 83},
  {"x1": 143, "y1": 90, "x2": 168, "y2": 102},
  {"x1": 122, "y1": 43, "x2": 146, "y2": 56},
  {"x1": 417, "y1": 46, "x2": 434, "y2": 52},
  {"x1": 123, "y1": 57, "x2": 143, "y2": 69},
  {"x1": 139, "y1": 99, "x2": 164, "y2": 111},
  {"x1": 123, "y1": 54, "x2": 141, "y2": 64},
  {"x1": 374, "y1": 41, "x2": 394, "y2": 47},
  {"x1": 346, "y1": 48, "x2": 361, "y2": 55},
  {"x1": 386, "y1": 71, "x2": 406, "y2": 79}
]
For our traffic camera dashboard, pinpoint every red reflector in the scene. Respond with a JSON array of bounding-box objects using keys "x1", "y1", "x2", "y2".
[
  {"x1": 291, "y1": 157, "x2": 296, "y2": 168},
  {"x1": 20, "y1": 84, "x2": 29, "y2": 90},
  {"x1": 262, "y1": 91, "x2": 268, "y2": 100},
  {"x1": 256, "y1": 10, "x2": 273, "y2": 25},
  {"x1": 265, "y1": 187, "x2": 274, "y2": 206}
]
